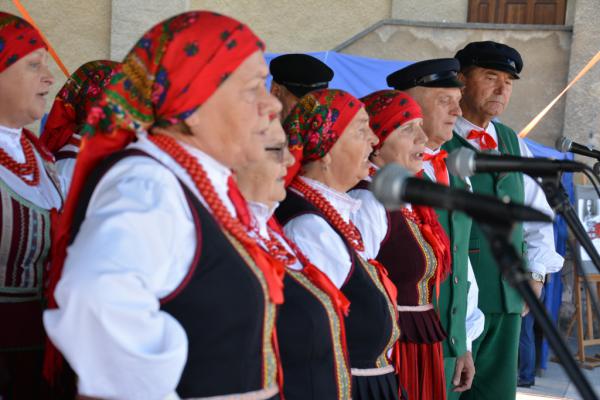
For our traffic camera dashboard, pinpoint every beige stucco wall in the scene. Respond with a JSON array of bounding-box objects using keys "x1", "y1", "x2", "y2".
[
  {"x1": 188, "y1": 0, "x2": 392, "y2": 52},
  {"x1": 342, "y1": 24, "x2": 571, "y2": 147},
  {"x1": 563, "y1": 0, "x2": 600, "y2": 153},
  {"x1": 0, "y1": 0, "x2": 111, "y2": 133},
  {"x1": 392, "y1": 0, "x2": 468, "y2": 23}
]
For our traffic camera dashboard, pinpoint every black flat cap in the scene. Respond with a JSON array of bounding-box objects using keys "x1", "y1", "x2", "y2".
[
  {"x1": 386, "y1": 58, "x2": 463, "y2": 91},
  {"x1": 454, "y1": 41, "x2": 523, "y2": 78},
  {"x1": 269, "y1": 54, "x2": 334, "y2": 98}
]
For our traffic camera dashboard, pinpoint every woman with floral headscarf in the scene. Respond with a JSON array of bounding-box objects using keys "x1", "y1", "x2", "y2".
[
  {"x1": 43, "y1": 11, "x2": 283, "y2": 399},
  {"x1": 41, "y1": 60, "x2": 119, "y2": 192},
  {"x1": 349, "y1": 90, "x2": 451, "y2": 400},
  {"x1": 275, "y1": 89, "x2": 401, "y2": 400},
  {"x1": 0, "y1": 12, "x2": 61, "y2": 399},
  {"x1": 236, "y1": 113, "x2": 353, "y2": 399}
]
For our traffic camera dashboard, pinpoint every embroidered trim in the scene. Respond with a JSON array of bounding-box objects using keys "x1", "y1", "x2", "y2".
[
  {"x1": 286, "y1": 269, "x2": 352, "y2": 399},
  {"x1": 351, "y1": 365, "x2": 395, "y2": 376},
  {"x1": 397, "y1": 303, "x2": 434, "y2": 312},
  {"x1": 403, "y1": 217, "x2": 438, "y2": 305},
  {"x1": 225, "y1": 232, "x2": 277, "y2": 389},
  {"x1": 357, "y1": 258, "x2": 401, "y2": 368}
]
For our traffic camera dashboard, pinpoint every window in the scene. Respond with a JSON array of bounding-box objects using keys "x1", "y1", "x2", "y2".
[{"x1": 468, "y1": 0, "x2": 567, "y2": 25}]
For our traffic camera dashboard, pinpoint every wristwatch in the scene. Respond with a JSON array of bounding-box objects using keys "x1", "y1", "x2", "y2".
[{"x1": 529, "y1": 271, "x2": 545, "y2": 283}]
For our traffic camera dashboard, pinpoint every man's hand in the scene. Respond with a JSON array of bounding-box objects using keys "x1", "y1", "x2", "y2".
[
  {"x1": 452, "y1": 351, "x2": 475, "y2": 392},
  {"x1": 521, "y1": 280, "x2": 544, "y2": 317}
]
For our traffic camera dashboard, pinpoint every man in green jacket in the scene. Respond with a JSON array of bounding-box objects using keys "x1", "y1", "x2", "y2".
[
  {"x1": 444, "y1": 41, "x2": 564, "y2": 400},
  {"x1": 387, "y1": 58, "x2": 485, "y2": 399}
]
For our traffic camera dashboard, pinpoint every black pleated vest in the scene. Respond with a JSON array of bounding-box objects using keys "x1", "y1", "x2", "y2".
[{"x1": 276, "y1": 189, "x2": 398, "y2": 369}]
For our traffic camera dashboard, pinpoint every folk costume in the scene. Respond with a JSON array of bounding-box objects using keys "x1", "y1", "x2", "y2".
[
  {"x1": 387, "y1": 59, "x2": 485, "y2": 400},
  {"x1": 349, "y1": 90, "x2": 449, "y2": 400},
  {"x1": 448, "y1": 41, "x2": 564, "y2": 400},
  {"x1": 41, "y1": 60, "x2": 119, "y2": 192},
  {"x1": 248, "y1": 202, "x2": 353, "y2": 399},
  {"x1": 0, "y1": 12, "x2": 63, "y2": 399},
  {"x1": 276, "y1": 89, "x2": 401, "y2": 400},
  {"x1": 43, "y1": 12, "x2": 284, "y2": 400}
]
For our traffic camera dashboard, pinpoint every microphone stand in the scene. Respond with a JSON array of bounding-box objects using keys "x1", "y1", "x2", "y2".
[
  {"x1": 476, "y1": 219, "x2": 598, "y2": 400},
  {"x1": 538, "y1": 173, "x2": 600, "y2": 273}
]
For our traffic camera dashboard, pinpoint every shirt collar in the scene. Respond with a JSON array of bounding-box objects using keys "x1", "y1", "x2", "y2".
[
  {"x1": 248, "y1": 201, "x2": 277, "y2": 238},
  {"x1": 299, "y1": 176, "x2": 362, "y2": 222},
  {"x1": 0, "y1": 125, "x2": 23, "y2": 146},
  {"x1": 454, "y1": 116, "x2": 498, "y2": 149}
]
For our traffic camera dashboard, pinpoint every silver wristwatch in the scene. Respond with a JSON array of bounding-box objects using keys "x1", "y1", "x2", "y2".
[{"x1": 529, "y1": 271, "x2": 545, "y2": 283}]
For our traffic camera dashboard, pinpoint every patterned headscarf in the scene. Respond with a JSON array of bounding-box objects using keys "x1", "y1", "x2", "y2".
[
  {"x1": 47, "y1": 10, "x2": 264, "y2": 315},
  {"x1": 284, "y1": 89, "x2": 363, "y2": 181},
  {"x1": 361, "y1": 90, "x2": 422, "y2": 150},
  {"x1": 41, "y1": 60, "x2": 119, "y2": 154},
  {"x1": 0, "y1": 12, "x2": 46, "y2": 74}
]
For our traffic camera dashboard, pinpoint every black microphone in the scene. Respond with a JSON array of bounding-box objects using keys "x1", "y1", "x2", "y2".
[
  {"x1": 371, "y1": 163, "x2": 552, "y2": 223},
  {"x1": 556, "y1": 137, "x2": 600, "y2": 161},
  {"x1": 446, "y1": 147, "x2": 586, "y2": 179}
]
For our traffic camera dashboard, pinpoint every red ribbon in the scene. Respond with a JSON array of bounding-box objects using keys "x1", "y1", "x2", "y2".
[
  {"x1": 422, "y1": 150, "x2": 449, "y2": 186},
  {"x1": 467, "y1": 129, "x2": 497, "y2": 150}
]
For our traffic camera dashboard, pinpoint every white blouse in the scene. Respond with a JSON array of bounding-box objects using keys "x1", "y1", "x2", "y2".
[
  {"x1": 453, "y1": 117, "x2": 564, "y2": 275},
  {"x1": 282, "y1": 176, "x2": 363, "y2": 288},
  {"x1": 0, "y1": 125, "x2": 62, "y2": 209},
  {"x1": 43, "y1": 132, "x2": 237, "y2": 400},
  {"x1": 248, "y1": 201, "x2": 302, "y2": 271}
]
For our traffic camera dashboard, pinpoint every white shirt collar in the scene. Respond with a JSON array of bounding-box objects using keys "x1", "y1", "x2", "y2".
[
  {"x1": 248, "y1": 201, "x2": 277, "y2": 239},
  {"x1": 0, "y1": 125, "x2": 24, "y2": 161},
  {"x1": 134, "y1": 132, "x2": 236, "y2": 217},
  {"x1": 299, "y1": 176, "x2": 362, "y2": 222},
  {"x1": 454, "y1": 116, "x2": 498, "y2": 150}
]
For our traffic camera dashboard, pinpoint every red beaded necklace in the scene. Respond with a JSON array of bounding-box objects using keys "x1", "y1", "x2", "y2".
[
  {"x1": 148, "y1": 133, "x2": 254, "y2": 244},
  {"x1": 401, "y1": 206, "x2": 422, "y2": 226},
  {"x1": 290, "y1": 177, "x2": 365, "y2": 252},
  {"x1": 0, "y1": 134, "x2": 40, "y2": 186},
  {"x1": 257, "y1": 226, "x2": 297, "y2": 266}
]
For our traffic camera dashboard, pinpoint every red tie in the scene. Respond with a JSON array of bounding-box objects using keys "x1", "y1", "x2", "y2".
[
  {"x1": 422, "y1": 150, "x2": 449, "y2": 186},
  {"x1": 227, "y1": 175, "x2": 251, "y2": 228},
  {"x1": 467, "y1": 129, "x2": 497, "y2": 150}
]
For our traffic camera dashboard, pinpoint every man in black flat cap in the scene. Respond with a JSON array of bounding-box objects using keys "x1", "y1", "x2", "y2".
[
  {"x1": 387, "y1": 59, "x2": 484, "y2": 400},
  {"x1": 269, "y1": 53, "x2": 334, "y2": 120},
  {"x1": 442, "y1": 41, "x2": 563, "y2": 400}
]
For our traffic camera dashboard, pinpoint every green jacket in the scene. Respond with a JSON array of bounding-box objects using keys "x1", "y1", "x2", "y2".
[
  {"x1": 443, "y1": 122, "x2": 526, "y2": 314},
  {"x1": 428, "y1": 172, "x2": 472, "y2": 358}
]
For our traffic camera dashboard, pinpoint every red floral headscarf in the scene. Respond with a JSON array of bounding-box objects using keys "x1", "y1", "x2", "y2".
[
  {"x1": 0, "y1": 12, "x2": 46, "y2": 74},
  {"x1": 284, "y1": 89, "x2": 363, "y2": 182},
  {"x1": 360, "y1": 90, "x2": 422, "y2": 150},
  {"x1": 41, "y1": 60, "x2": 119, "y2": 155},
  {"x1": 44, "y1": 11, "x2": 265, "y2": 382}
]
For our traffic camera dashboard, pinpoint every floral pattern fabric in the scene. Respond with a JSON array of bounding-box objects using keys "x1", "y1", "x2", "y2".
[
  {"x1": 41, "y1": 60, "x2": 119, "y2": 154},
  {"x1": 361, "y1": 90, "x2": 422, "y2": 150},
  {"x1": 0, "y1": 12, "x2": 46, "y2": 74},
  {"x1": 284, "y1": 89, "x2": 362, "y2": 181}
]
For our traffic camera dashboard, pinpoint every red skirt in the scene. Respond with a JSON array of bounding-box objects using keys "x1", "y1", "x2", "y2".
[{"x1": 397, "y1": 341, "x2": 446, "y2": 400}]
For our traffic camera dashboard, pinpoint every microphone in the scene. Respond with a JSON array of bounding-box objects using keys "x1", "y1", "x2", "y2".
[
  {"x1": 446, "y1": 147, "x2": 586, "y2": 179},
  {"x1": 556, "y1": 137, "x2": 600, "y2": 161},
  {"x1": 371, "y1": 163, "x2": 552, "y2": 223}
]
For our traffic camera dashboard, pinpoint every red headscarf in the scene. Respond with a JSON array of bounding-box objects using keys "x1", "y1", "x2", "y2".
[
  {"x1": 360, "y1": 90, "x2": 422, "y2": 150},
  {"x1": 284, "y1": 89, "x2": 363, "y2": 183},
  {"x1": 362, "y1": 90, "x2": 451, "y2": 284},
  {"x1": 44, "y1": 11, "x2": 265, "y2": 383},
  {"x1": 0, "y1": 12, "x2": 46, "y2": 74},
  {"x1": 41, "y1": 60, "x2": 119, "y2": 155}
]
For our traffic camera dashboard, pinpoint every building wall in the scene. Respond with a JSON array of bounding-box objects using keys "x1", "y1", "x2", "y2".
[
  {"x1": 341, "y1": 24, "x2": 571, "y2": 147},
  {"x1": 392, "y1": 0, "x2": 468, "y2": 23},
  {"x1": 188, "y1": 0, "x2": 391, "y2": 52}
]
